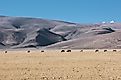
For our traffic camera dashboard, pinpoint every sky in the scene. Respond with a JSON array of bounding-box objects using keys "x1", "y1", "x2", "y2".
[{"x1": 0, "y1": 0, "x2": 121, "y2": 23}]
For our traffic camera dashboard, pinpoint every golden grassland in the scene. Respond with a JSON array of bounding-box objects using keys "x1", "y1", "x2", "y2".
[{"x1": 0, "y1": 50, "x2": 121, "y2": 80}]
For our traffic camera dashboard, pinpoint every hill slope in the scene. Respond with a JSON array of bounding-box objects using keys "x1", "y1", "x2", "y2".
[{"x1": 0, "y1": 15, "x2": 121, "y2": 49}]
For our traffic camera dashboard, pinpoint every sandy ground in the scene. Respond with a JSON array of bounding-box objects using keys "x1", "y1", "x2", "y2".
[{"x1": 0, "y1": 50, "x2": 121, "y2": 80}]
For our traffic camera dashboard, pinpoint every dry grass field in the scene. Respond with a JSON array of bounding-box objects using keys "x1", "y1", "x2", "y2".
[{"x1": 0, "y1": 50, "x2": 121, "y2": 80}]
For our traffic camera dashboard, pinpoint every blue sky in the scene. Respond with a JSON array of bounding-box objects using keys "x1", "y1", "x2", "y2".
[{"x1": 0, "y1": 0, "x2": 121, "y2": 23}]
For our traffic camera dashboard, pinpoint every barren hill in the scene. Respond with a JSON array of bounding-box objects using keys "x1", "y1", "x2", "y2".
[{"x1": 0, "y1": 15, "x2": 121, "y2": 49}]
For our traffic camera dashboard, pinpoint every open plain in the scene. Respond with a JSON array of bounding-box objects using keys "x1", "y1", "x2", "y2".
[{"x1": 0, "y1": 50, "x2": 121, "y2": 80}]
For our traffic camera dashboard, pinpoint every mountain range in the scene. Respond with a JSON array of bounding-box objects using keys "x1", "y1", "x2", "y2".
[{"x1": 0, "y1": 15, "x2": 121, "y2": 49}]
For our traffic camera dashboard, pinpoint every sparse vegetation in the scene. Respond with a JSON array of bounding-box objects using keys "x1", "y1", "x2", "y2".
[{"x1": 0, "y1": 50, "x2": 121, "y2": 80}]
